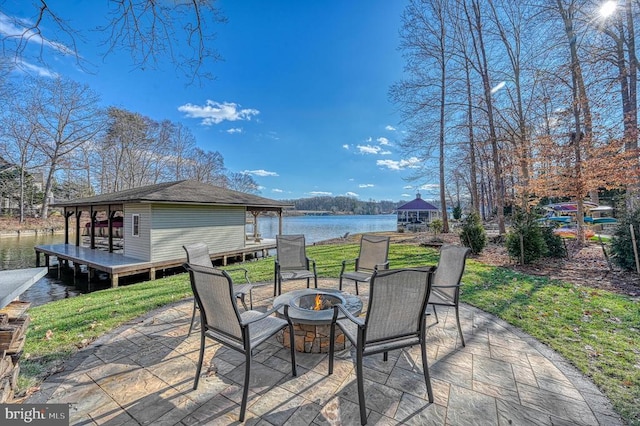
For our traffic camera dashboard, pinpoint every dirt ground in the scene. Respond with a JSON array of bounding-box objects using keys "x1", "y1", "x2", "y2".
[{"x1": 329, "y1": 231, "x2": 640, "y2": 298}]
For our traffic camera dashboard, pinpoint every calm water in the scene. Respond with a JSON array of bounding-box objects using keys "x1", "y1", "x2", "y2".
[
  {"x1": 253, "y1": 214, "x2": 397, "y2": 244},
  {"x1": 1, "y1": 214, "x2": 397, "y2": 306},
  {"x1": 0, "y1": 233, "x2": 80, "y2": 307}
]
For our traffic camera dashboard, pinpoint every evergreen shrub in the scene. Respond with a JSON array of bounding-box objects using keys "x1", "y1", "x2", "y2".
[
  {"x1": 459, "y1": 211, "x2": 487, "y2": 254},
  {"x1": 541, "y1": 225, "x2": 566, "y2": 258},
  {"x1": 610, "y1": 207, "x2": 640, "y2": 271},
  {"x1": 505, "y1": 211, "x2": 546, "y2": 264}
]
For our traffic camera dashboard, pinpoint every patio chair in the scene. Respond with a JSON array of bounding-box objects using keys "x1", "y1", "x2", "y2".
[
  {"x1": 184, "y1": 263, "x2": 297, "y2": 422},
  {"x1": 339, "y1": 234, "x2": 390, "y2": 295},
  {"x1": 329, "y1": 267, "x2": 435, "y2": 425},
  {"x1": 428, "y1": 245, "x2": 471, "y2": 346},
  {"x1": 183, "y1": 243, "x2": 254, "y2": 335},
  {"x1": 274, "y1": 234, "x2": 318, "y2": 296}
]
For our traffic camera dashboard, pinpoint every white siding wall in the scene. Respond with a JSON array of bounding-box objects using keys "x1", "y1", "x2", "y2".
[
  {"x1": 149, "y1": 204, "x2": 246, "y2": 262},
  {"x1": 123, "y1": 204, "x2": 152, "y2": 260}
]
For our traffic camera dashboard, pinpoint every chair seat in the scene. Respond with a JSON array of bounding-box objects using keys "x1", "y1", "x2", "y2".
[
  {"x1": 235, "y1": 283, "x2": 252, "y2": 296},
  {"x1": 280, "y1": 270, "x2": 316, "y2": 280},
  {"x1": 341, "y1": 271, "x2": 373, "y2": 282},
  {"x1": 337, "y1": 318, "x2": 421, "y2": 355},
  {"x1": 428, "y1": 288, "x2": 454, "y2": 306},
  {"x1": 242, "y1": 310, "x2": 290, "y2": 347},
  {"x1": 208, "y1": 310, "x2": 288, "y2": 351}
]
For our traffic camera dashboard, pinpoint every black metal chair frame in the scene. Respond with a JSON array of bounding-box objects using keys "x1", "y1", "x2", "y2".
[
  {"x1": 339, "y1": 234, "x2": 390, "y2": 295},
  {"x1": 183, "y1": 243, "x2": 254, "y2": 336},
  {"x1": 274, "y1": 234, "x2": 318, "y2": 296},
  {"x1": 329, "y1": 267, "x2": 435, "y2": 425},
  {"x1": 428, "y1": 245, "x2": 471, "y2": 347},
  {"x1": 185, "y1": 263, "x2": 297, "y2": 422}
]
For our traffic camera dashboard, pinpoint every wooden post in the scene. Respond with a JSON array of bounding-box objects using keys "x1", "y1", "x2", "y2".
[
  {"x1": 519, "y1": 234, "x2": 525, "y2": 265},
  {"x1": 630, "y1": 224, "x2": 640, "y2": 274}
]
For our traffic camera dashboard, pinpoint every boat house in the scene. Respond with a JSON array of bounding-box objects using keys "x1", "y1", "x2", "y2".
[
  {"x1": 396, "y1": 193, "x2": 440, "y2": 231},
  {"x1": 35, "y1": 180, "x2": 291, "y2": 287}
]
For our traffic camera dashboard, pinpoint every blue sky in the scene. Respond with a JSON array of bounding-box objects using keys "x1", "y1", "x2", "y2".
[{"x1": 2, "y1": 1, "x2": 438, "y2": 202}]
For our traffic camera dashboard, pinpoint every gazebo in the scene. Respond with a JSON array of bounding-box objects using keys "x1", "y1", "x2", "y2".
[{"x1": 396, "y1": 193, "x2": 440, "y2": 231}]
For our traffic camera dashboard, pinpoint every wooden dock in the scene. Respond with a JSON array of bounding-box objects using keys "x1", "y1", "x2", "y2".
[{"x1": 35, "y1": 240, "x2": 276, "y2": 288}]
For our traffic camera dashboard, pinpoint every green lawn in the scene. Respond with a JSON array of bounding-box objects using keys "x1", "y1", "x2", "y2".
[{"x1": 20, "y1": 242, "x2": 639, "y2": 425}]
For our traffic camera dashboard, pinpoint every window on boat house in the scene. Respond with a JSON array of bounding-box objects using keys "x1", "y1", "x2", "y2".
[{"x1": 132, "y1": 214, "x2": 140, "y2": 237}]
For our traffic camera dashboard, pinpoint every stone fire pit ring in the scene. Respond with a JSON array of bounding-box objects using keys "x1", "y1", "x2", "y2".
[{"x1": 273, "y1": 288, "x2": 363, "y2": 353}]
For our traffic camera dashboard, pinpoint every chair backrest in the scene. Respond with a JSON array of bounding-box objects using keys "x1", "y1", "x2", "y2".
[
  {"x1": 183, "y1": 243, "x2": 213, "y2": 267},
  {"x1": 433, "y1": 245, "x2": 471, "y2": 301},
  {"x1": 357, "y1": 234, "x2": 390, "y2": 271},
  {"x1": 185, "y1": 263, "x2": 243, "y2": 341},
  {"x1": 364, "y1": 268, "x2": 432, "y2": 343},
  {"x1": 276, "y1": 234, "x2": 308, "y2": 270}
]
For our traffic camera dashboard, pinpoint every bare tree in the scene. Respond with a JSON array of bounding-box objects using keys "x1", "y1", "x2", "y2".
[
  {"x1": 0, "y1": 80, "x2": 43, "y2": 221},
  {"x1": 26, "y1": 77, "x2": 104, "y2": 217},
  {"x1": 185, "y1": 147, "x2": 226, "y2": 184},
  {"x1": 1, "y1": 0, "x2": 226, "y2": 82},
  {"x1": 462, "y1": 0, "x2": 506, "y2": 234},
  {"x1": 225, "y1": 172, "x2": 260, "y2": 194},
  {"x1": 391, "y1": 0, "x2": 453, "y2": 232}
]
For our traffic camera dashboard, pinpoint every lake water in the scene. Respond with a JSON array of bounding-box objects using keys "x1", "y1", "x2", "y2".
[{"x1": 1, "y1": 214, "x2": 397, "y2": 306}]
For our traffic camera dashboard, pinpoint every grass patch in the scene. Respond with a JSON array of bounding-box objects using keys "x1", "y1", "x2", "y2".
[
  {"x1": 20, "y1": 243, "x2": 639, "y2": 425},
  {"x1": 462, "y1": 262, "x2": 640, "y2": 425}
]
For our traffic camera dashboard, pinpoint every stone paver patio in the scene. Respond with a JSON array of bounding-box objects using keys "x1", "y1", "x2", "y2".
[{"x1": 27, "y1": 279, "x2": 623, "y2": 425}]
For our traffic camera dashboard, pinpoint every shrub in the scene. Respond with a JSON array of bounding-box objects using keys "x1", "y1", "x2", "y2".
[
  {"x1": 452, "y1": 204, "x2": 462, "y2": 220},
  {"x1": 541, "y1": 225, "x2": 566, "y2": 258},
  {"x1": 430, "y1": 218, "x2": 443, "y2": 235},
  {"x1": 459, "y1": 211, "x2": 487, "y2": 254},
  {"x1": 610, "y1": 207, "x2": 640, "y2": 271},
  {"x1": 505, "y1": 211, "x2": 547, "y2": 264}
]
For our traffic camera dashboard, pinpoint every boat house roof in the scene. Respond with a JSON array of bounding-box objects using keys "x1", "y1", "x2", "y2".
[
  {"x1": 53, "y1": 180, "x2": 292, "y2": 212},
  {"x1": 397, "y1": 193, "x2": 439, "y2": 211}
]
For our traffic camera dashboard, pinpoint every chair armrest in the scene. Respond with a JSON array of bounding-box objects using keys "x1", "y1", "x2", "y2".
[
  {"x1": 240, "y1": 303, "x2": 284, "y2": 326},
  {"x1": 340, "y1": 258, "x2": 358, "y2": 275},
  {"x1": 225, "y1": 267, "x2": 251, "y2": 284},
  {"x1": 331, "y1": 304, "x2": 364, "y2": 327},
  {"x1": 431, "y1": 283, "x2": 462, "y2": 288},
  {"x1": 307, "y1": 257, "x2": 317, "y2": 273},
  {"x1": 374, "y1": 261, "x2": 390, "y2": 270}
]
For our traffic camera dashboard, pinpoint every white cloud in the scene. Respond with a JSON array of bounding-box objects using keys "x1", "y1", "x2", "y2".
[
  {"x1": 376, "y1": 157, "x2": 421, "y2": 171},
  {"x1": 401, "y1": 193, "x2": 412, "y2": 197},
  {"x1": 359, "y1": 184, "x2": 374, "y2": 188},
  {"x1": 345, "y1": 192, "x2": 359, "y2": 197},
  {"x1": 243, "y1": 169, "x2": 279, "y2": 177},
  {"x1": 342, "y1": 144, "x2": 349, "y2": 150},
  {"x1": 491, "y1": 81, "x2": 506, "y2": 94},
  {"x1": 14, "y1": 59, "x2": 57, "y2": 78},
  {"x1": 385, "y1": 125, "x2": 396, "y2": 131},
  {"x1": 419, "y1": 183, "x2": 440, "y2": 192},
  {"x1": 272, "y1": 188, "x2": 284, "y2": 193},
  {"x1": 309, "y1": 191, "x2": 332, "y2": 196},
  {"x1": 357, "y1": 144, "x2": 381, "y2": 154},
  {"x1": 226, "y1": 128, "x2": 243, "y2": 134},
  {"x1": 178, "y1": 100, "x2": 259, "y2": 125},
  {"x1": 0, "y1": 12, "x2": 74, "y2": 55},
  {"x1": 380, "y1": 150, "x2": 392, "y2": 155},
  {"x1": 377, "y1": 137, "x2": 390, "y2": 145}
]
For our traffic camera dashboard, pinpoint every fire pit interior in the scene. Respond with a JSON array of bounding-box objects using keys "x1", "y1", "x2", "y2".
[{"x1": 292, "y1": 293, "x2": 345, "y2": 311}]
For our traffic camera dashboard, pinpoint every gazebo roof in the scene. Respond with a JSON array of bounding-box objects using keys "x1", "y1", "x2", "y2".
[
  {"x1": 397, "y1": 194, "x2": 439, "y2": 211},
  {"x1": 53, "y1": 180, "x2": 292, "y2": 211}
]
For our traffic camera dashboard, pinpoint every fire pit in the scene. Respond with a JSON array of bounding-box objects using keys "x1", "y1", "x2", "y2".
[
  {"x1": 291, "y1": 292, "x2": 345, "y2": 311},
  {"x1": 273, "y1": 289, "x2": 363, "y2": 353}
]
